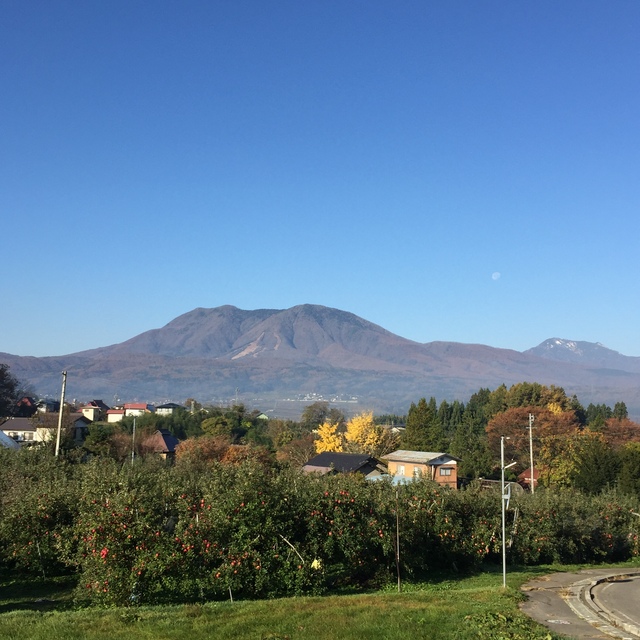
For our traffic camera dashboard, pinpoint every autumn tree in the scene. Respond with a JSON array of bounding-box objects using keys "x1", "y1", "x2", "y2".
[
  {"x1": 485, "y1": 406, "x2": 579, "y2": 467},
  {"x1": 344, "y1": 411, "x2": 399, "y2": 457},
  {"x1": 538, "y1": 429, "x2": 620, "y2": 492},
  {"x1": 504, "y1": 382, "x2": 571, "y2": 411},
  {"x1": 600, "y1": 417, "x2": 640, "y2": 450},
  {"x1": 174, "y1": 434, "x2": 231, "y2": 467},
  {"x1": 276, "y1": 433, "x2": 316, "y2": 466},
  {"x1": 314, "y1": 421, "x2": 344, "y2": 453}
]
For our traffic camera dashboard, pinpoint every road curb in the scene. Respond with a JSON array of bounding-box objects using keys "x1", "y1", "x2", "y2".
[{"x1": 565, "y1": 571, "x2": 640, "y2": 639}]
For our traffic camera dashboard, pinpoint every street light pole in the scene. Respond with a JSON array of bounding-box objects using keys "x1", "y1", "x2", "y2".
[{"x1": 501, "y1": 435, "x2": 517, "y2": 588}]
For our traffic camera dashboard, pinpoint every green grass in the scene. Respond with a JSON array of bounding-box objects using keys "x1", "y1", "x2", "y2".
[{"x1": 2, "y1": 563, "x2": 633, "y2": 640}]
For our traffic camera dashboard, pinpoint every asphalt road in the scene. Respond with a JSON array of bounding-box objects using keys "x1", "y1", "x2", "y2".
[
  {"x1": 521, "y1": 569, "x2": 640, "y2": 639},
  {"x1": 591, "y1": 576, "x2": 640, "y2": 635}
]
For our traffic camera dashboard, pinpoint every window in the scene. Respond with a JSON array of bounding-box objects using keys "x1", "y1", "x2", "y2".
[
  {"x1": 413, "y1": 466, "x2": 422, "y2": 477},
  {"x1": 439, "y1": 467, "x2": 452, "y2": 476},
  {"x1": 397, "y1": 465, "x2": 405, "y2": 476}
]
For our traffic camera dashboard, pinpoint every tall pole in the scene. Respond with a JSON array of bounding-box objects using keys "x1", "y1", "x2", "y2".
[
  {"x1": 131, "y1": 417, "x2": 136, "y2": 466},
  {"x1": 501, "y1": 436, "x2": 506, "y2": 588},
  {"x1": 54, "y1": 371, "x2": 67, "y2": 457},
  {"x1": 500, "y1": 436, "x2": 516, "y2": 588},
  {"x1": 528, "y1": 413, "x2": 535, "y2": 494},
  {"x1": 395, "y1": 489, "x2": 401, "y2": 593}
]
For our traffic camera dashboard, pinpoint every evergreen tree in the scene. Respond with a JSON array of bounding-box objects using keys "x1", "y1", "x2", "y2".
[
  {"x1": 425, "y1": 397, "x2": 447, "y2": 451},
  {"x1": 586, "y1": 403, "x2": 613, "y2": 430},
  {"x1": 402, "y1": 397, "x2": 448, "y2": 452},
  {"x1": 0, "y1": 363, "x2": 20, "y2": 417},
  {"x1": 402, "y1": 398, "x2": 431, "y2": 450},
  {"x1": 570, "y1": 433, "x2": 619, "y2": 494},
  {"x1": 617, "y1": 442, "x2": 640, "y2": 498},
  {"x1": 569, "y1": 395, "x2": 587, "y2": 426},
  {"x1": 486, "y1": 384, "x2": 508, "y2": 418},
  {"x1": 449, "y1": 415, "x2": 492, "y2": 479},
  {"x1": 613, "y1": 401, "x2": 629, "y2": 420},
  {"x1": 464, "y1": 388, "x2": 492, "y2": 432}
]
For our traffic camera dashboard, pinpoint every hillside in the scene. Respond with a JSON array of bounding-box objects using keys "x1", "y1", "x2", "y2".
[{"x1": 2, "y1": 305, "x2": 640, "y2": 416}]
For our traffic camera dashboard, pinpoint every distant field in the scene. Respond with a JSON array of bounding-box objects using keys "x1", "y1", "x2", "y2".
[{"x1": 0, "y1": 565, "x2": 583, "y2": 640}]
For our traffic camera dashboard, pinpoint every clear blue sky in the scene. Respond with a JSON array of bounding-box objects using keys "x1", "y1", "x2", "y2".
[{"x1": 2, "y1": 1, "x2": 639, "y2": 357}]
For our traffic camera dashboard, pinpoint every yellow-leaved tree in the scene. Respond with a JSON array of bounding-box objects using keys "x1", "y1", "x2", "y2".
[
  {"x1": 345, "y1": 411, "x2": 377, "y2": 451},
  {"x1": 345, "y1": 411, "x2": 399, "y2": 457},
  {"x1": 314, "y1": 420, "x2": 344, "y2": 453}
]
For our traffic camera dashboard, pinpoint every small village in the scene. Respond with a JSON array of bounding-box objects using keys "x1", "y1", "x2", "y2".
[{"x1": 0, "y1": 395, "x2": 470, "y2": 493}]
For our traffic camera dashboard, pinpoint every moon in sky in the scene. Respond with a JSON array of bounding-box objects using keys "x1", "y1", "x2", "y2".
[{"x1": 492, "y1": 272, "x2": 501, "y2": 281}]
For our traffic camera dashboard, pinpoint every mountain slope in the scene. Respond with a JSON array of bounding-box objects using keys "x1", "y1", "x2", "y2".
[
  {"x1": 525, "y1": 338, "x2": 640, "y2": 374},
  {"x1": 2, "y1": 305, "x2": 640, "y2": 416}
]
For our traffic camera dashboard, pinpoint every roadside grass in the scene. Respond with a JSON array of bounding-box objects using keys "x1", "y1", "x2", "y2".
[{"x1": 1, "y1": 563, "x2": 636, "y2": 640}]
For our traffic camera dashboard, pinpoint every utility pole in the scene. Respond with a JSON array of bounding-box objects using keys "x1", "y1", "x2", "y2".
[
  {"x1": 54, "y1": 371, "x2": 67, "y2": 457},
  {"x1": 528, "y1": 413, "x2": 535, "y2": 494}
]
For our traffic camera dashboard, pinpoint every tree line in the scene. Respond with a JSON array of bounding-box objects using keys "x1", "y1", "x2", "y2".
[{"x1": 3, "y1": 362, "x2": 640, "y2": 497}]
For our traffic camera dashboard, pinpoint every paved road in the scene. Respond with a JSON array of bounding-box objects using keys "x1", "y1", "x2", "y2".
[
  {"x1": 521, "y1": 569, "x2": 640, "y2": 639},
  {"x1": 591, "y1": 576, "x2": 640, "y2": 635}
]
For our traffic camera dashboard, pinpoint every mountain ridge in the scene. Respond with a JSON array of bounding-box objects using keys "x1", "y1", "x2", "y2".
[{"x1": 2, "y1": 305, "x2": 640, "y2": 417}]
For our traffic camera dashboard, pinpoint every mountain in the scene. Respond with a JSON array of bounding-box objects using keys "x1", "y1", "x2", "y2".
[
  {"x1": 525, "y1": 338, "x2": 640, "y2": 374},
  {"x1": 2, "y1": 305, "x2": 640, "y2": 417}
]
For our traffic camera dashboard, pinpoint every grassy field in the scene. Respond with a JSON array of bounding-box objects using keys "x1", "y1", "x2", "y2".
[{"x1": 0, "y1": 564, "x2": 617, "y2": 640}]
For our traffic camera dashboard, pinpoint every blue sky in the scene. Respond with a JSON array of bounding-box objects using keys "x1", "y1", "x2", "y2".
[{"x1": 2, "y1": 1, "x2": 639, "y2": 357}]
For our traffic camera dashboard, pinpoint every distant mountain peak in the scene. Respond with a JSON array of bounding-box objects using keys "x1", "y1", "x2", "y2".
[
  {"x1": 533, "y1": 338, "x2": 615, "y2": 356},
  {"x1": 525, "y1": 338, "x2": 638, "y2": 370}
]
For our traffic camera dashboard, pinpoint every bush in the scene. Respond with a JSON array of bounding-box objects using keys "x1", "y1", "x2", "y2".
[
  {"x1": 0, "y1": 447, "x2": 79, "y2": 576},
  {"x1": 1, "y1": 448, "x2": 639, "y2": 606},
  {"x1": 510, "y1": 488, "x2": 640, "y2": 564}
]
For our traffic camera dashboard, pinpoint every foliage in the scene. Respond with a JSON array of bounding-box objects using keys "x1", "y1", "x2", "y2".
[
  {"x1": 402, "y1": 397, "x2": 446, "y2": 451},
  {"x1": 449, "y1": 416, "x2": 493, "y2": 479},
  {"x1": 2, "y1": 404, "x2": 640, "y2": 608},
  {"x1": 0, "y1": 363, "x2": 21, "y2": 417},
  {"x1": 174, "y1": 434, "x2": 231, "y2": 468},
  {"x1": 510, "y1": 488, "x2": 639, "y2": 564},
  {"x1": 486, "y1": 406, "x2": 578, "y2": 468},
  {"x1": 586, "y1": 402, "x2": 613, "y2": 428},
  {"x1": 301, "y1": 401, "x2": 345, "y2": 431},
  {"x1": 344, "y1": 411, "x2": 399, "y2": 457},
  {"x1": 276, "y1": 432, "x2": 317, "y2": 466},
  {"x1": 538, "y1": 430, "x2": 620, "y2": 492},
  {"x1": 0, "y1": 447, "x2": 79, "y2": 576},
  {"x1": 615, "y1": 441, "x2": 640, "y2": 498},
  {"x1": 314, "y1": 421, "x2": 344, "y2": 453}
]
